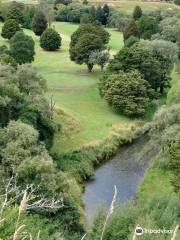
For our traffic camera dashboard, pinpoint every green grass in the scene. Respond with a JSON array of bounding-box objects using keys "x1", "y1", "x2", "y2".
[
  {"x1": 0, "y1": 22, "x2": 133, "y2": 153},
  {"x1": 90, "y1": 0, "x2": 180, "y2": 13}
]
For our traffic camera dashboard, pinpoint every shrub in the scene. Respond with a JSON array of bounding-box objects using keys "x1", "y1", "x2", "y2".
[
  {"x1": 0, "y1": 54, "x2": 17, "y2": 68},
  {"x1": 10, "y1": 31, "x2": 35, "y2": 64},
  {"x1": 99, "y1": 70, "x2": 152, "y2": 116},
  {"x1": 1, "y1": 19, "x2": 20, "y2": 40},
  {"x1": 40, "y1": 28, "x2": 61, "y2": 51},
  {"x1": 32, "y1": 11, "x2": 47, "y2": 36}
]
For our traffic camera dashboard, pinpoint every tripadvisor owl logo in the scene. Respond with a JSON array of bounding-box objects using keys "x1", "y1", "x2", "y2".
[{"x1": 135, "y1": 226, "x2": 144, "y2": 236}]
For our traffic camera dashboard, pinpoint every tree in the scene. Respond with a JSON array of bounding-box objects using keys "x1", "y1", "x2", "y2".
[
  {"x1": 123, "y1": 20, "x2": 139, "y2": 42},
  {"x1": 138, "y1": 16, "x2": 159, "y2": 39},
  {"x1": 133, "y1": 5, "x2": 142, "y2": 21},
  {"x1": 99, "y1": 70, "x2": 151, "y2": 116},
  {"x1": 40, "y1": 28, "x2": 61, "y2": 51},
  {"x1": 23, "y1": 6, "x2": 36, "y2": 29},
  {"x1": 10, "y1": 31, "x2": 35, "y2": 64},
  {"x1": 96, "y1": 5, "x2": 106, "y2": 25},
  {"x1": 107, "y1": 44, "x2": 165, "y2": 93},
  {"x1": 32, "y1": 11, "x2": 47, "y2": 36},
  {"x1": 89, "y1": 50, "x2": 110, "y2": 71},
  {"x1": 70, "y1": 23, "x2": 110, "y2": 48},
  {"x1": 70, "y1": 33, "x2": 103, "y2": 72},
  {"x1": 0, "y1": 63, "x2": 57, "y2": 148},
  {"x1": 7, "y1": 5, "x2": 24, "y2": 24},
  {"x1": 70, "y1": 23, "x2": 110, "y2": 71},
  {"x1": 1, "y1": 19, "x2": 20, "y2": 40},
  {"x1": 103, "y1": 4, "x2": 110, "y2": 25}
]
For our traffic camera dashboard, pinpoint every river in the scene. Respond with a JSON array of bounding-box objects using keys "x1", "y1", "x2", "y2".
[{"x1": 83, "y1": 136, "x2": 158, "y2": 222}]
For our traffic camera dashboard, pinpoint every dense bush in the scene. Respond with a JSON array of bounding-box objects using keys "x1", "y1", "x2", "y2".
[
  {"x1": 32, "y1": 10, "x2": 47, "y2": 36},
  {"x1": 0, "y1": 54, "x2": 17, "y2": 68},
  {"x1": 138, "y1": 15, "x2": 159, "y2": 39},
  {"x1": 0, "y1": 63, "x2": 57, "y2": 148},
  {"x1": 99, "y1": 70, "x2": 152, "y2": 116},
  {"x1": 40, "y1": 28, "x2": 61, "y2": 51},
  {"x1": 10, "y1": 31, "x2": 35, "y2": 64},
  {"x1": 1, "y1": 19, "x2": 20, "y2": 39}
]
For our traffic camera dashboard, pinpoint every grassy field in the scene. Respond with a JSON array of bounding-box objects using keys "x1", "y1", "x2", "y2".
[
  {"x1": 90, "y1": 0, "x2": 180, "y2": 13},
  {"x1": 0, "y1": 22, "x2": 135, "y2": 153}
]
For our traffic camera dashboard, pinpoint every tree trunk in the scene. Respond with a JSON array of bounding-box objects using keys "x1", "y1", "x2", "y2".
[
  {"x1": 160, "y1": 83, "x2": 164, "y2": 94},
  {"x1": 87, "y1": 63, "x2": 93, "y2": 73}
]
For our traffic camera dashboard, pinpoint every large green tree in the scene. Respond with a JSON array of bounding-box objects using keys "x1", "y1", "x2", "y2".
[
  {"x1": 70, "y1": 23, "x2": 110, "y2": 72},
  {"x1": 108, "y1": 44, "x2": 166, "y2": 93},
  {"x1": 10, "y1": 31, "x2": 35, "y2": 64}
]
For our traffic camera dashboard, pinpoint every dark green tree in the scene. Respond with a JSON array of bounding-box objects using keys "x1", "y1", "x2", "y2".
[
  {"x1": 10, "y1": 31, "x2": 35, "y2": 64},
  {"x1": 103, "y1": 4, "x2": 110, "y2": 25},
  {"x1": 99, "y1": 70, "x2": 152, "y2": 116},
  {"x1": 1, "y1": 19, "x2": 20, "y2": 40},
  {"x1": 23, "y1": 6, "x2": 36, "y2": 29},
  {"x1": 70, "y1": 33, "x2": 103, "y2": 72},
  {"x1": 40, "y1": 28, "x2": 61, "y2": 51},
  {"x1": 70, "y1": 24, "x2": 109, "y2": 72},
  {"x1": 7, "y1": 6, "x2": 24, "y2": 24},
  {"x1": 123, "y1": 20, "x2": 139, "y2": 41},
  {"x1": 96, "y1": 5, "x2": 106, "y2": 25},
  {"x1": 70, "y1": 23, "x2": 110, "y2": 48},
  {"x1": 133, "y1": 5, "x2": 142, "y2": 21},
  {"x1": 108, "y1": 44, "x2": 165, "y2": 93},
  {"x1": 32, "y1": 11, "x2": 47, "y2": 36},
  {"x1": 138, "y1": 16, "x2": 159, "y2": 39}
]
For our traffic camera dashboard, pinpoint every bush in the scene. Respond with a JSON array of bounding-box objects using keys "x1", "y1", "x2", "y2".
[
  {"x1": 1, "y1": 19, "x2": 20, "y2": 40},
  {"x1": 40, "y1": 28, "x2": 61, "y2": 51},
  {"x1": 0, "y1": 54, "x2": 17, "y2": 68},
  {"x1": 10, "y1": 31, "x2": 35, "y2": 64},
  {"x1": 99, "y1": 70, "x2": 151, "y2": 116},
  {"x1": 32, "y1": 11, "x2": 47, "y2": 36}
]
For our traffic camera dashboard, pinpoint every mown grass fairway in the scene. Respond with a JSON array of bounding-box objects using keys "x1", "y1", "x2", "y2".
[{"x1": 0, "y1": 22, "x2": 134, "y2": 152}]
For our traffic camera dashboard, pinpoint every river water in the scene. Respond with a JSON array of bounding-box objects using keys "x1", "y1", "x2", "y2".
[{"x1": 83, "y1": 136, "x2": 158, "y2": 221}]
